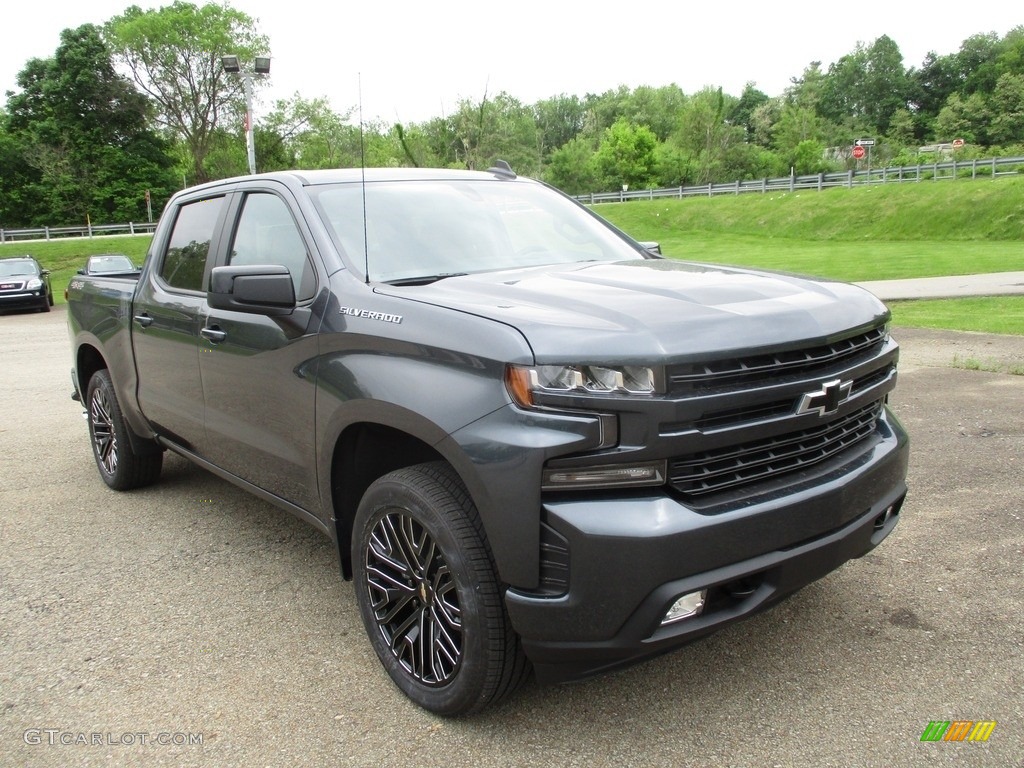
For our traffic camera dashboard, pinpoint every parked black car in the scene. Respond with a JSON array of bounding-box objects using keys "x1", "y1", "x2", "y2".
[
  {"x1": 79, "y1": 253, "x2": 138, "y2": 276},
  {"x1": 0, "y1": 256, "x2": 53, "y2": 313}
]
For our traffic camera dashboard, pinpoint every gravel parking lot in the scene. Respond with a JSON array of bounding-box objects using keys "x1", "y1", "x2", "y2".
[{"x1": 1, "y1": 308, "x2": 1022, "y2": 768}]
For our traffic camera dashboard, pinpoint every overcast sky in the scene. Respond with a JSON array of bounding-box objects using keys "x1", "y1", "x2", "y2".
[{"x1": 3, "y1": 1, "x2": 1021, "y2": 125}]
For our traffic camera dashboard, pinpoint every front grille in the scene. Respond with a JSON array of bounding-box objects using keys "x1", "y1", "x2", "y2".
[
  {"x1": 668, "y1": 326, "x2": 887, "y2": 394},
  {"x1": 670, "y1": 400, "x2": 883, "y2": 498}
]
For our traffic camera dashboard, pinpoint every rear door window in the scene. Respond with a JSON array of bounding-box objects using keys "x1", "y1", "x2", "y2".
[{"x1": 160, "y1": 196, "x2": 225, "y2": 292}]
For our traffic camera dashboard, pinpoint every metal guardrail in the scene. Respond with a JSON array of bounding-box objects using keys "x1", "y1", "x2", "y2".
[
  {"x1": 575, "y1": 155, "x2": 1024, "y2": 204},
  {"x1": 0, "y1": 221, "x2": 157, "y2": 244}
]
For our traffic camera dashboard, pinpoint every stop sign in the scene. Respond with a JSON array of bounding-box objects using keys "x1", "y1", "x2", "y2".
[{"x1": 852, "y1": 145, "x2": 866, "y2": 159}]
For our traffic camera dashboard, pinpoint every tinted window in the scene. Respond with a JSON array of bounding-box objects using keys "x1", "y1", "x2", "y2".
[
  {"x1": 161, "y1": 197, "x2": 224, "y2": 292},
  {"x1": 228, "y1": 193, "x2": 315, "y2": 301}
]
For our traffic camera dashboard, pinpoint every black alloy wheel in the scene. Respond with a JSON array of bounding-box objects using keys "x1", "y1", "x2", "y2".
[
  {"x1": 366, "y1": 509, "x2": 464, "y2": 686},
  {"x1": 85, "y1": 369, "x2": 163, "y2": 490}
]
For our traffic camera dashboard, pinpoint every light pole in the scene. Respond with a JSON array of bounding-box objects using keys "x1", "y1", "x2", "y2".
[{"x1": 221, "y1": 55, "x2": 271, "y2": 175}]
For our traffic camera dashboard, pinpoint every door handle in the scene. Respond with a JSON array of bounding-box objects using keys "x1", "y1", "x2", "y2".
[
  {"x1": 200, "y1": 326, "x2": 227, "y2": 343},
  {"x1": 133, "y1": 314, "x2": 153, "y2": 328}
]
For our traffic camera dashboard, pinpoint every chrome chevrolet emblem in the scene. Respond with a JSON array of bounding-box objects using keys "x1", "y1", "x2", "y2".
[{"x1": 797, "y1": 378, "x2": 853, "y2": 417}]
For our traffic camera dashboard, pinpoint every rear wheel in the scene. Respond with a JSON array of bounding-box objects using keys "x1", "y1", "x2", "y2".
[
  {"x1": 86, "y1": 369, "x2": 162, "y2": 490},
  {"x1": 352, "y1": 461, "x2": 529, "y2": 716}
]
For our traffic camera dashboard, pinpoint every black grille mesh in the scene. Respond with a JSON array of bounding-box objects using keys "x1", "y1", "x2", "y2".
[
  {"x1": 670, "y1": 401, "x2": 883, "y2": 497},
  {"x1": 668, "y1": 327, "x2": 886, "y2": 393}
]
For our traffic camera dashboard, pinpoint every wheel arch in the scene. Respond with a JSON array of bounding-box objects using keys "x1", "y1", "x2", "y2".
[
  {"x1": 75, "y1": 342, "x2": 108, "y2": 399},
  {"x1": 329, "y1": 421, "x2": 447, "y2": 580}
]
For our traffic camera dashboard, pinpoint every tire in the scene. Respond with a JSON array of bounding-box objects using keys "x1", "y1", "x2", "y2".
[
  {"x1": 40, "y1": 296, "x2": 51, "y2": 312},
  {"x1": 86, "y1": 369, "x2": 163, "y2": 490},
  {"x1": 352, "y1": 461, "x2": 529, "y2": 716}
]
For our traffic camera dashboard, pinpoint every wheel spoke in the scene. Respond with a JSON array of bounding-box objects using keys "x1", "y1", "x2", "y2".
[
  {"x1": 363, "y1": 510, "x2": 463, "y2": 686},
  {"x1": 89, "y1": 390, "x2": 118, "y2": 475}
]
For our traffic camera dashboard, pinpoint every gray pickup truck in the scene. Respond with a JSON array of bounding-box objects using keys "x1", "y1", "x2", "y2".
[{"x1": 67, "y1": 165, "x2": 909, "y2": 715}]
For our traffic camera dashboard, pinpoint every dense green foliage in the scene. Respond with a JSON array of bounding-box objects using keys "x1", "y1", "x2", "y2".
[{"x1": 2, "y1": 4, "x2": 1024, "y2": 230}]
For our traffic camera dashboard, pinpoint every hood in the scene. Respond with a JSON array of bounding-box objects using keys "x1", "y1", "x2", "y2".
[{"x1": 376, "y1": 259, "x2": 889, "y2": 363}]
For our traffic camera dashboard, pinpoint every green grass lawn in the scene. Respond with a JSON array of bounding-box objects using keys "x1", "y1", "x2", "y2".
[{"x1": 887, "y1": 296, "x2": 1024, "y2": 335}]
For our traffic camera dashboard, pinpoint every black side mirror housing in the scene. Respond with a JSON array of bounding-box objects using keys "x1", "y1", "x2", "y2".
[{"x1": 208, "y1": 264, "x2": 296, "y2": 316}]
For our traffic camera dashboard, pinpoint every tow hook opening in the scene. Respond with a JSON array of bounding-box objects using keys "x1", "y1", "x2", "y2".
[{"x1": 873, "y1": 503, "x2": 899, "y2": 532}]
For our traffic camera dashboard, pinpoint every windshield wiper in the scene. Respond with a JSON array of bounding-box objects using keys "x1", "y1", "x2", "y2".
[{"x1": 384, "y1": 272, "x2": 468, "y2": 286}]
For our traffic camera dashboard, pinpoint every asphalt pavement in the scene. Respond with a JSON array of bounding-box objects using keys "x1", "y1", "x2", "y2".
[
  {"x1": 857, "y1": 270, "x2": 1024, "y2": 300},
  {"x1": 1, "y1": 301, "x2": 1021, "y2": 768}
]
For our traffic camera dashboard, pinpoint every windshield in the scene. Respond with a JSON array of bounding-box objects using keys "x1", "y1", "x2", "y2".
[
  {"x1": 309, "y1": 179, "x2": 645, "y2": 283},
  {"x1": 88, "y1": 254, "x2": 134, "y2": 273},
  {"x1": 0, "y1": 260, "x2": 38, "y2": 277}
]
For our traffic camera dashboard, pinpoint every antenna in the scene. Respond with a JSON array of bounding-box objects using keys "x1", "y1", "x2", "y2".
[{"x1": 358, "y1": 73, "x2": 369, "y2": 284}]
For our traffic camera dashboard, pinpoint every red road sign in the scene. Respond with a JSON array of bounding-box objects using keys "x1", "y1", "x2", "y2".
[
  {"x1": 852, "y1": 145, "x2": 866, "y2": 159},
  {"x1": 952, "y1": 138, "x2": 965, "y2": 148}
]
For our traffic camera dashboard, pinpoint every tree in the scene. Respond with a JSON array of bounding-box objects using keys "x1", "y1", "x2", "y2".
[
  {"x1": 934, "y1": 92, "x2": 990, "y2": 145},
  {"x1": 729, "y1": 83, "x2": 770, "y2": 143},
  {"x1": 449, "y1": 92, "x2": 541, "y2": 175},
  {"x1": 861, "y1": 36, "x2": 911, "y2": 134},
  {"x1": 988, "y1": 72, "x2": 1024, "y2": 144},
  {"x1": 262, "y1": 94, "x2": 359, "y2": 170},
  {"x1": 820, "y1": 37, "x2": 910, "y2": 135},
  {"x1": 674, "y1": 87, "x2": 741, "y2": 184},
  {"x1": 4, "y1": 25, "x2": 175, "y2": 226},
  {"x1": 593, "y1": 118, "x2": 658, "y2": 190},
  {"x1": 104, "y1": 1, "x2": 268, "y2": 183},
  {"x1": 543, "y1": 136, "x2": 598, "y2": 195},
  {"x1": 910, "y1": 51, "x2": 963, "y2": 139},
  {"x1": 534, "y1": 94, "x2": 587, "y2": 161}
]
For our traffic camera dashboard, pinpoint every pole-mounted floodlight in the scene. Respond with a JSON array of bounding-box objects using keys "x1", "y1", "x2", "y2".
[{"x1": 221, "y1": 54, "x2": 271, "y2": 174}]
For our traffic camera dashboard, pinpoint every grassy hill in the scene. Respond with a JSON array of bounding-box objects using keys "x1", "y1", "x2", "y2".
[{"x1": 595, "y1": 174, "x2": 1024, "y2": 282}]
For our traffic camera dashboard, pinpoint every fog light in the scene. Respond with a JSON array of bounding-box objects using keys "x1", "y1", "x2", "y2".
[{"x1": 661, "y1": 590, "x2": 707, "y2": 625}]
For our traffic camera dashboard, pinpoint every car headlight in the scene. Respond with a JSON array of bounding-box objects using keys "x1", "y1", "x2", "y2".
[
  {"x1": 27, "y1": 278, "x2": 43, "y2": 290},
  {"x1": 505, "y1": 364, "x2": 656, "y2": 407}
]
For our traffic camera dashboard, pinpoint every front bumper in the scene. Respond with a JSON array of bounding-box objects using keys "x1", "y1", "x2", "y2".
[
  {"x1": 0, "y1": 290, "x2": 48, "y2": 310},
  {"x1": 505, "y1": 409, "x2": 909, "y2": 684}
]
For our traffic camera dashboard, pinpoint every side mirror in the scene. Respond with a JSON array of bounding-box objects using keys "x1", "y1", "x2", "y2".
[
  {"x1": 638, "y1": 241, "x2": 662, "y2": 255},
  {"x1": 208, "y1": 264, "x2": 295, "y2": 316},
  {"x1": 41, "y1": 269, "x2": 51, "y2": 276},
  {"x1": 77, "y1": 268, "x2": 86, "y2": 275}
]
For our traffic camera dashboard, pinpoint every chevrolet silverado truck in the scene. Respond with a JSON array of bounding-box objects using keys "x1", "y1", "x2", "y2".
[{"x1": 67, "y1": 166, "x2": 909, "y2": 716}]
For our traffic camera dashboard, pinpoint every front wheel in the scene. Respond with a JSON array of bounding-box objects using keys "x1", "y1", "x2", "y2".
[
  {"x1": 86, "y1": 369, "x2": 162, "y2": 490},
  {"x1": 352, "y1": 462, "x2": 529, "y2": 716}
]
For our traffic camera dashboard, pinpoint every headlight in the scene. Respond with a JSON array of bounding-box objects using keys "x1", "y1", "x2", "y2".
[
  {"x1": 27, "y1": 278, "x2": 43, "y2": 290},
  {"x1": 505, "y1": 364, "x2": 656, "y2": 407}
]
